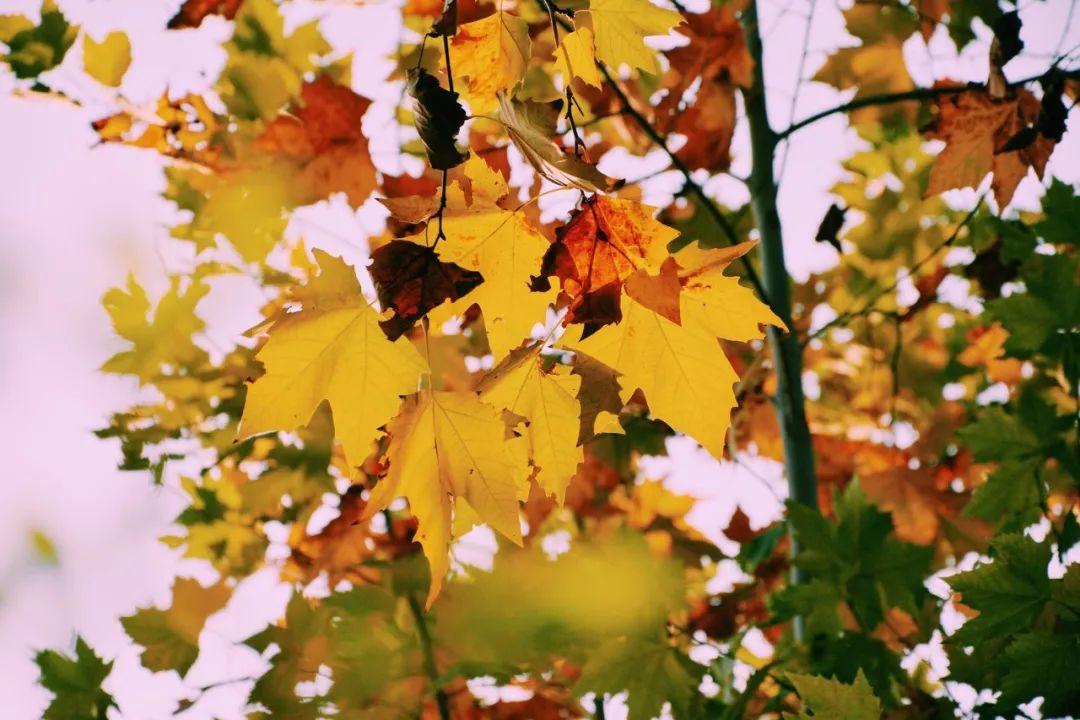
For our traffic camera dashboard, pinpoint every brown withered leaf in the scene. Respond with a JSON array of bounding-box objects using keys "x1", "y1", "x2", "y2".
[
  {"x1": 814, "y1": 203, "x2": 846, "y2": 253},
  {"x1": 408, "y1": 67, "x2": 469, "y2": 170},
  {"x1": 370, "y1": 240, "x2": 483, "y2": 339},
  {"x1": 534, "y1": 195, "x2": 678, "y2": 329},
  {"x1": 379, "y1": 173, "x2": 442, "y2": 237},
  {"x1": 498, "y1": 95, "x2": 614, "y2": 192},
  {"x1": 924, "y1": 83, "x2": 1056, "y2": 208},
  {"x1": 167, "y1": 0, "x2": 243, "y2": 29},
  {"x1": 987, "y1": 11, "x2": 1023, "y2": 98},
  {"x1": 723, "y1": 507, "x2": 759, "y2": 544},
  {"x1": 378, "y1": 195, "x2": 442, "y2": 225}
]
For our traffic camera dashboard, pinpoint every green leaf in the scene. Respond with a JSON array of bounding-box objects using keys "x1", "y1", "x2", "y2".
[
  {"x1": 2, "y1": 1, "x2": 78, "y2": 79},
  {"x1": 786, "y1": 483, "x2": 931, "y2": 630},
  {"x1": 946, "y1": 534, "x2": 1050, "y2": 645},
  {"x1": 964, "y1": 458, "x2": 1042, "y2": 523},
  {"x1": 121, "y1": 578, "x2": 231, "y2": 677},
  {"x1": 35, "y1": 636, "x2": 117, "y2": 720},
  {"x1": 786, "y1": 669, "x2": 882, "y2": 720},
  {"x1": 997, "y1": 633, "x2": 1080, "y2": 715},
  {"x1": 1035, "y1": 179, "x2": 1080, "y2": 248},
  {"x1": 576, "y1": 636, "x2": 700, "y2": 720},
  {"x1": 957, "y1": 406, "x2": 1042, "y2": 462}
]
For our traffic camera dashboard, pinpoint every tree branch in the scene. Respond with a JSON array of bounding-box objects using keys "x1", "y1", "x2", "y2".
[{"x1": 777, "y1": 66, "x2": 1080, "y2": 141}]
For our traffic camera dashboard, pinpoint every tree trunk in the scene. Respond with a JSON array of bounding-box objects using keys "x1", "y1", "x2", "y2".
[{"x1": 740, "y1": 0, "x2": 819, "y2": 635}]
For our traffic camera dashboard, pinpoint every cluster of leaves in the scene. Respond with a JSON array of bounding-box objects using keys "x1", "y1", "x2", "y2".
[{"x1": 4, "y1": 0, "x2": 1079, "y2": 718}]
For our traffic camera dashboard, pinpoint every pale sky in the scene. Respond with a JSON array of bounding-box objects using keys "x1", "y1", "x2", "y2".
[{"x1": 1, "y1": 0, "x2": 1078, "y2": 718}]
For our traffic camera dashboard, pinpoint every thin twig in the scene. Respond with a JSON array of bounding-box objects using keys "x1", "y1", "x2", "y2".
[{"x1": 777, "y1": 66, "x2": 1080, "y2": 141}]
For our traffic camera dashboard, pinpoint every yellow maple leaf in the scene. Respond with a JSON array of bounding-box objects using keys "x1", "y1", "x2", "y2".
[
  {"x1": 564, "y1": 294, "x2": 739, "y2": 458},
  {"x1": 676, "y1": 241, "x2": 785, "y2": 341},
  {"x1": 422, "y1": 157, "x2": 557, "y2": 359},
  {"x1": 83, "y1": 31, "x2": 131, "y2": 87},
  {"x1": 480, "y1": 346, "x2": 584, "y2": 503},
  {"x1": 582, "y1": 0, "x2": 682, "y2": 76},
  {"x1": 101, "y1": 274, "x2": 209, "y2": 383},
  {"x1": 451, "y1": 11, "x2": 531, "y2": 114},
  {"x1": 365, "y1": 391, "x2": 530, "y2": 606},
  {"x1": 563, "y1": 240, "x2": 777, "y2": 459},
  {"x1": 553, "y1": 27, "x2": 601, "y2": 88},
  {"x1": 238, "y1": 251, "x2": 427, "y2": 466}
]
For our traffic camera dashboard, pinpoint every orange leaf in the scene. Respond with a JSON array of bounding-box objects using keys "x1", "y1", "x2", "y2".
[
  {"x1": 924, "y1": 84, "x2": 1056, "y2": 208},
  {"x1": 535, "y1": 195, "x2": 678, "y2": 329}
]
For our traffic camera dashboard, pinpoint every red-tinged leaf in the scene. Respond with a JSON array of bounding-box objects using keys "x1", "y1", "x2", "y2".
[{"x1": 370, "y1": 240, "x2": 483, "y2": 339}]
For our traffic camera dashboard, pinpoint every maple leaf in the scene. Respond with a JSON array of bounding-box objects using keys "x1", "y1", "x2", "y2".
[
  {"x1": 924, "y1": 84, "x2": 1056, "y2": 208},
  {"x1": 669, "y1": 81, "x2": 738, "y2": 171},
  {"x1": 385, "y1": 156, "x2": 557, "y2": 359},
  {"x1": 479, "y1": 345, "x2": 584, "y2": 503},
  {"x1": 563, "y1": 293, "x2": 741, "y2": 459},
  {"x1": 659, "y1": 4, "x2": 753, "y2": 111},
  {"x1": 369, "y1": 239, "x2": 483, "y2": 339},
  {"x1": 581, "y1": 0, "x2": 682, "y2": 76},
  {"x1": 451, "y1": 12, "x2": 531, "y2": 114},
  {"x1": 168, "y1": 0, "x2": 243, "y2": 29},
  {"x1": 82, "y1": 31, "x2": 130, "y2": 87},
  {"x1": 536, "y1": 195, "x2": 678, "y2": 328},
  {"x1": 121, "y1": 578, "x2": 231, "y2": 677},
  {"x1": 218, "y1": 0, "x2": 331, "y2": 121},
  {"x1": 673, "y1": 241, "x2": 785, "y2": 340},
  {"x1": 238, "y1": 251, "x2": 428, "y2": 466},
  {"x1": 284, "y1": 487, "x2": 402, "y2": 587},
  {"x1": 656, "y1": 5, "x2": 752, "y2": 170},
  {"x1": 365, "y1": 390, "x2": 530, "y2": 605},
  {"x1": 946, "y1": 533, "x2": 1051, "y2": 645},
  {"x1": 576, "y1": 636, "x2": 699, "y2": 720},
  {"x1": 35, "y1": 637, "x2": 117, "y2": 720},
  {"x1": 786, "y1": 670, "x2": 882, "y2": 720},
  {"x1": 101, "y1": 274, "x2": 209, "y2": 383},
  {"x1": 1, "y1": 1, "x2": 78, "y2": 79},
  {"x1": 957, "y1": 322, "x2": 1023, "y2": 384},
  {"x1": 257, "y1": 75, "x2": 378, "y2": 208}
]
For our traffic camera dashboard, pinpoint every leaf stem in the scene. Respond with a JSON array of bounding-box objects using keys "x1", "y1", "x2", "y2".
[{"x1": 442, "y1": 33, "x2": 455, "y2": 94}]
